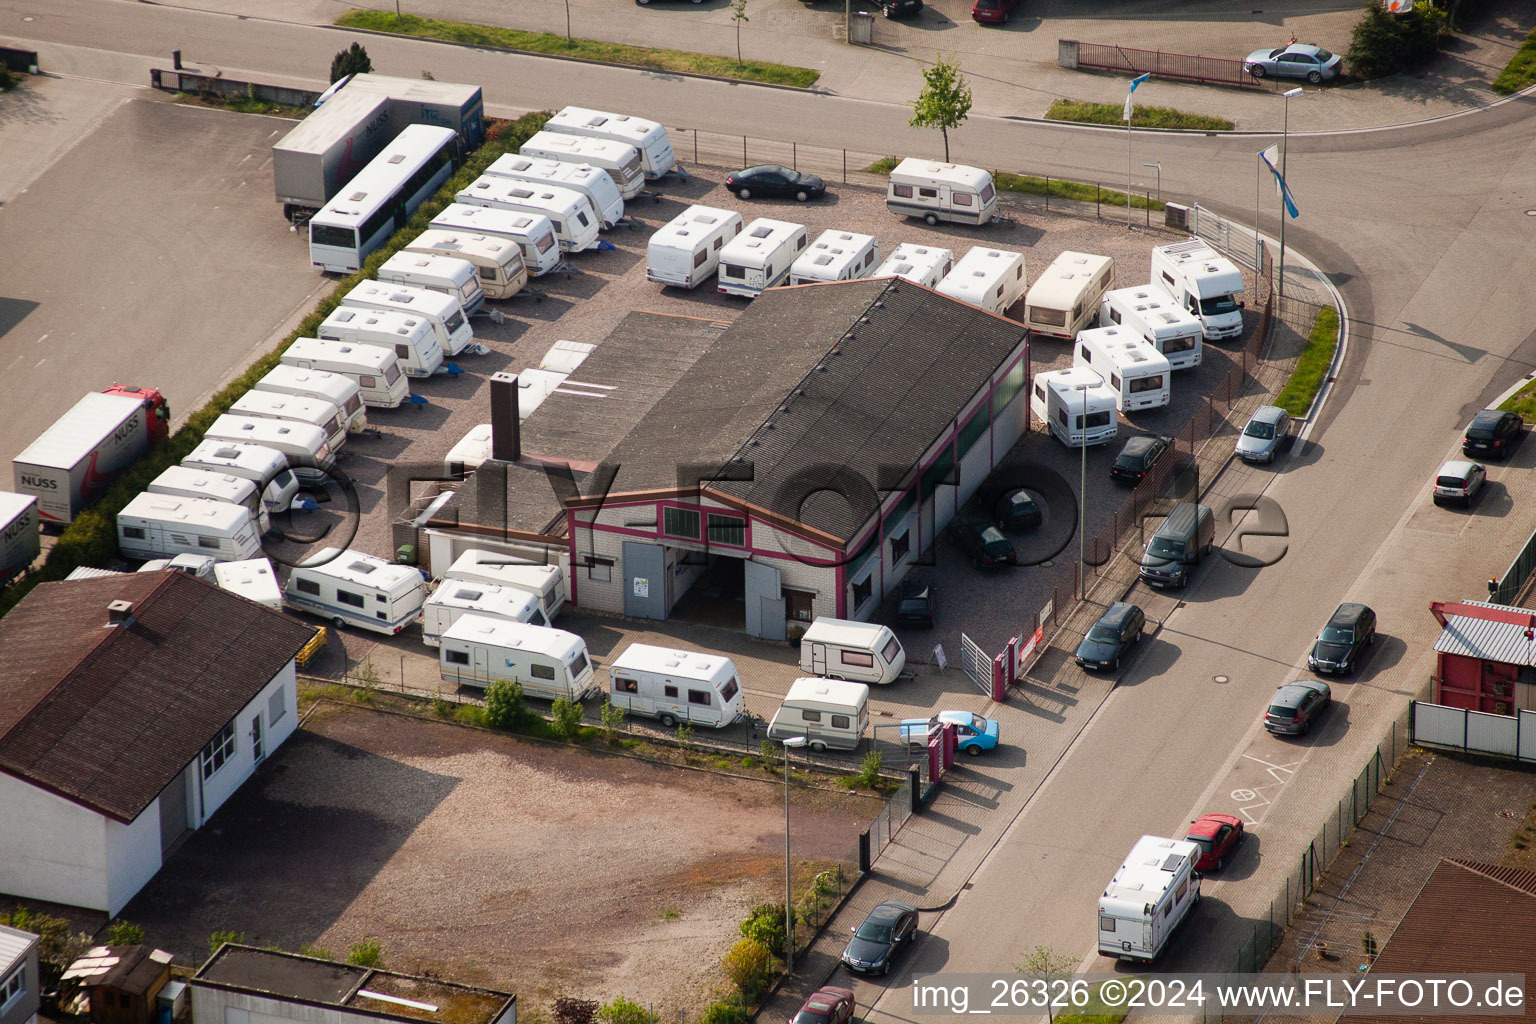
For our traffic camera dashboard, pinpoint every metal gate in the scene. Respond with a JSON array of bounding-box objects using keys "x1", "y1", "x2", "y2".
[
  {"x1": 958, "y1": 632, "x2": 990, "y2": 694},
  {"x1": 744, "y1": 558, "x2": 786, "y2": 640},
  {"x1": 622, "y1": 541, "x2": 668, "y2": 618}
]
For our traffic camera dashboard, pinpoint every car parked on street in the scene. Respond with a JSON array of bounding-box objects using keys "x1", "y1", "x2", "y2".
[
  {"x1": 990, "y1": 487, "x2": 1042, "y2": 531},
  {"x1": 1243, "y1": 43, "x2": 1341, "y2": 83},
  {"x1": 1462, "y1": 409, "x2": 1524, "y2": 460},
  {"x1": 896, "y1": 580, "x2": 937, "y2": 627},
  {"x1": 1264, "y1": 679, "x2": 1331, "y2": 736},
  {"x1": 842, "y1": 900, "x2": 919, "y2": 975},
  {"x1": 792, "y1": 987, "x2": 856, "y2": 1024},
  {"x1": 1110, "y1": 434, "x2": 1174, "y2": 484},
  {"x1": 881, "y1": 0, "x2": 923, "y2": 18},
  {"x1": 1235, "y1": 405, "x2": 1291, "y2": 464},
  {"x1": 1075, "y1": 601, "x2": 1146, "y2": 671},
  {"x1": 898, "y1": 710, "x2": 1000, "y2": 755},
  {"x1": 725, "y1": 165, "x2": 826, "y2": 202},
  {"x1": 1433, "y1": 460, "x2": 1486, "y2": 507},
  {"x1": 971, "y1": 0, "x2": 1017, "y2": 23},
  {"x1": 1184, "y1": 813, "x2": 1245, "y2": 871},
  {"x1": 1307, "y1": 602, "x2": 1375, "y2": 675},
  {"x1": 945, "y1": 515, "x2": 1017, "y2": 569}
]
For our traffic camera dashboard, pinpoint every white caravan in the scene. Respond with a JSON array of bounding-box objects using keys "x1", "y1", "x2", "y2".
[
  {"x1": 338, "y1": 281, "x2": 476, "y2": 358},
  {"x1": 1023, "y1": 251, "x2": 1115, "y2": 340},
  {"x1": 117, "y1": 494, "x2": 261, "y2": 564},
  {"x1": 799, "y1": 617, "x2": 906, "y2": 685},
  {"x1": 885, "y1": 158, "x2": 998, "y2": 226},
  {"x1": 1098, "y1": 835, "x2": 1202, "y2": 962},
  {"x1": 430, "y1": 203, "x2": 563, "y2": 276},
  {"x1": 520, "y1": 130, "x2": 645, "y2": 199},
  {"x1": 608, "y1": 643, "x2": 745, "y2": 728},
  {"x1": 872, "y1": 243, "x2": 954, "y2": 288},
  {"x1": 213, "y1": 557, "x2": 283, "y2": 611},
  {"x1": 443, "y1": 547, "x2": 566, "y2": 620},
  {"x1": 202, "y1": 416, "x2": 334, "y2": 484},
  {"x1": 438, "y1": 614, "x2": 598, "y2": 700},
  {"x1": 456, "y1": 176, "x2": 601, "y2": 253},
  {"x1": 766, "y1": 678, "x2": 870, "y2": 752},
  {"x1": 377, "y1": 251, "x2": 485, "y2": 315},
  {"x1": 1074, "y1": 327, "x2": 1172, "y2": 413},
  {"x1": 255, "y1": 364, "x2": 367, "y2": 434},
  {"x1": 281, "y1": 337, "x2": 411, "y2": 409},
  {"x1": 1100, "y1": 284, "x2": 1204, "y2": 371},
  {"x1": 645, "y1": 205, "x2": 744, "y2": 289},
  {"x1": 402, "y1": 229, "x2": 528, "y2": 301},
  {"x1": 147, "y1": 465, "x2": 269, "y2": 533},
  {"x1": 1150, "y1": 240, "x2": 1246, "y2": 341},
  {"x1": 0, "y1": 492, "x2": 39, "y2": 584},
  {"x1": 484, "y1": 154, "x2": 625, "y2": 229},
  {"x1": 284, "y1": 546, "x2": 427, "y2": 635},
  {"x1": 181, "y1": 440, "x2": 300, "y2": 514},
  {"x1": 936, "y1": 247, "x2": 1027, "y2": 316},
  {"x1": 1030, "y1": 368, "x2": 1119, "y2": 448},
  {"x1": 138, "y1": 554, "x2": 216, "y2": 579},
  {"x1": 543, "y1": 107, "x2": 675, "y2": 179},
  {"x1": 420, "y1": 580, "x2": 549, "y2": 646},
  {"x1": 718, "y1": 219, "x2": 807, "y2": 298},
  {"x1": 229, "y1": 390, "x2": 348, "y2": 457},
  {"x1": 789, "y1": 230, "x2": 879, "y2": 285},
  {"x1": 316, "y1": 306, "x2": 445, "y2": 379}
]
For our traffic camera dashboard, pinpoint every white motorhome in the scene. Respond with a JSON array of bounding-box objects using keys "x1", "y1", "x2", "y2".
[
  {"x1": 543, "y1": 106, "x2": 675, "y2": 179},
  {"x1": 936, "y1": 247, "x2": 1027, "y2": 316},
  {"x1": 717, "y1": 218, "x2": 807, "y2": 298},
  {"x1": 608, "y1": 644, "x2": 746, "y2": 728},
  {"x1": 438, "y1": 614, "x2": 598, "y2": 700},
  {"x1": 885, "y1": 158, "x2": 998, "y2": 226},
  {"x1": 1098, "y1": 835, "x2": 1202, "y2": 962},
  {"x1": 1074, "y1": 327, "x2": 1172, "y2": 413},
  {"x1": 117, "y1": 494, "x2": 261, "y2": 563},
  {"x1": 872, "y1": 243, "x2": 954, "y2": 288},
  {"x1": 1150, "y1": 240, "x2": 1246, "y2": 341},
  {"x1": 213, "y1": 557, "x2": 283, "y2": 611},
  {"x1": 645, "y1": 205, "x2": 744, "y2": 289},
  {"x1": 1023, "y1": 251, "x2": 1115, "y2": 340},
  {"x1": 789, "y1": 230, "x2": 879, "y2": 285},
  {"x1": 284, "y1": 546, "x2": 427, "y2": 635},
  {"x1": 281, "y1": 336, "x2": 411, "y2": 409},
  {"x1": 799, "y1": 617, "x2": 905, "y2": 685},
  {"x1": 229, "y1": 390, "x2": 348, "y2": 457},
  {"x1": 484, "y1": 154, "x2": 626, "y2": 229},
  {"x1": 1030, "y1": 368, "x2": 1119, "y2": 448},
  {"x1": 430, "y1": 203, "x2": 563, "y2": 276},
  {"x1": 181, "y1": 440, "x2": 301, "y2": 514},
  {"x1": 202, "y1": 416, "x2": 334, "y2": 484},
  {"x1": 377, "y1": 251, "x2": 485, "y2": 315},
  {"x1": 1100, "y1": 284, "x2": 1204, "y2": 371},
  {"x1": 0, "y1": 491, "x2": 39, "y2": 584},
  {"x1": 338, "y1": 281, "x2": 477, "y2": 358},
  {"x1": 443, "y1": 547, "x2": 566, "y2": 620},
  {"x1": 255, "y1": 364, "x2": 367, "y2": 434},
  {"x1": 766, "y1": 677, "x2": 870, "y2": 752},
  {"x1": 420, "y1": 580, "x2": 549, "y2": 646},
  {"x1": 402, "y1": 229, "x2": 528, "y2": 301},
  {"x1": 147, "y1": 464, "x2": 269, "y2": 533},
  {"x1": 316, "y1": 306, "x2": 445, "y2": 379},
  {"x1": 520, "y1": 130, "x2": 646, "y2": 199},
  {"x1": 455, "y1": 176, "x2": 601, "y2": 253}
]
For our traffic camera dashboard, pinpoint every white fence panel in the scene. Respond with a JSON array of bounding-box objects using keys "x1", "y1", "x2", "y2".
[
  {"x1": 1413, "y1": 702, "x2": 1473, "y2": 749},
  {"x1": 1521, "y1": 709, "x2": 1536, "y2": 763},
  {"x1": 1466, "y1": 709, "x2": 1519, "y2": 757}
]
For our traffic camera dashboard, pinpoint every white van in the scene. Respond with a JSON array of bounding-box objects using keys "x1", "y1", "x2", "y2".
[
  {"x1": 1150, "y1": 239, "x2": 1246, "y2": 341},
  {"x1": 886, "y1": 158, "x2": 998, "y2": 226},
  {"x1": 229, "y1": 390, "x2": 348, "y2": 457},
  {"x1": 608, "y1": 644, "x2": 745, "y2": 729},
  {"x1": 484, "y1": 154, "x2": 625, "y2": 229},
  {"x1": 181, "y1": 440, "x2": 300, "y2": 514},
  {"x1": 338, "y1": 281, "x2": 476, "y2": 358},
  {"x1": 766, "y1": 677, "x2": 870, "y2": 752},
  {"x1": 936, "y1": 247, "x2": 1027, "y2": 316},
  {"x1": 1030, "y1": 368, "x2": 1119, "y2": 448},
  {"x1": 255, "y1": 365, "x2": 367, "y2": 434},
  {"x1": 645, "y1": 205, "x2": 744, "y2": 289},
  {"x1": 377, "y1": 251, "x2": 485, "y2": 315},
  {"x1": 117, "y1": 493, "x2": 261, "y2": 564},
  {"x1": 430, "y1": 203, "x2": 563, "y2": 277},
  {"x1": 800, "y1": 617, "x2": 905, "y2": 685},
  {"x1": 1100, "y1": 284, "x2": 1204, "y2": 371},
  {"x1": 1023, "y1": 251, "x2": 1115, "y2": 340},
  {"x1": 1098, "y1": 836, "x2": 1202, "y2": 962},
  {"x1": 213, "y1": 557, "x2": 283, "y2": 611},
  {"x1": 718, "y1": 218, "x2": 808, "y2": 298},
  {"x1": 520, "y1": 130, "x2": 646, "y2": 199},
  {"x1": 1074, "y1": 327, "x2": 1172, "y2": 413},
  {"x1": 281, "y1": 336, "x2": 411, "y2": 409},
  {"x1": 202, "y1": 416, "x2": 334, "y2": 485},
  {"x1": 789, "y1": 230, "x2": 879, "y2": 286},
  {"x1": 147, "y1": 464, "x2": 269, "y2": 533},
  {"x1": 443, "y1": 547, "x2": 566, "y2": 621},
  {"x1": 316, "y1": 306, "x2": 445, "y2": 379},
  {"x1": 284, "y1": 546, "x2": 427, "y2": 635},
  {"x1": 456, "y1": 176, "x2": 601, "y2": 253},
  {"x1": 403, "y1": 229, "x2": 528, "y2": 302},
  {"x1": 872, "y1": 243, "x2": 954, "y2": 288},
  {"x1": 543, "y1": 106, "x2": 675, "y2": 179},
  {"x1": 438, "y1": 614, "x2": 598, "y2": 700},
  {"x1": 420, "y1": 580, "x2": 549, "y2": 647}
]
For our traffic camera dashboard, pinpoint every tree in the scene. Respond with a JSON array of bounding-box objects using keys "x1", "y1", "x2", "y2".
[
  {"x1": 909, "y1": 55, "x2": 972, "y2": 162},
  {"x1": 730, "y1": 0, "x2": 750, "y2": 66},
  {"x1": 1345, "y1": 0, "x2": 1444, "y2": 79},
  {"x1": 1014, "y1": 945, "x2": 1079, "y2": 1023},
  {"x1": 597, "y1": 997, "x2": 653, "y2": 1024},
  {"x1": 330, "y1": 42, "x2": 373, "y2": 84}
]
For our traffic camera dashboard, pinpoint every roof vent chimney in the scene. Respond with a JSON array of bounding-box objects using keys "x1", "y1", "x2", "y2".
[{"x1": 106, "y1": 600, "x2": 136, "y2": 628}]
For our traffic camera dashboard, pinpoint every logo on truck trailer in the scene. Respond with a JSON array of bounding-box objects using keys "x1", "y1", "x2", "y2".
[{"x1": 112, "y1": 419, "x2": 140, "y2": 444}]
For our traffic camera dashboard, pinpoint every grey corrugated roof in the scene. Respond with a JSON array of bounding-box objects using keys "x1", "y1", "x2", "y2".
[
  {"x1": 0, "y1": 924, "x2": 35, "y2": 972},
  {"x1": 1432, "y1": 600, "x2": 1536, "y2": 664}
]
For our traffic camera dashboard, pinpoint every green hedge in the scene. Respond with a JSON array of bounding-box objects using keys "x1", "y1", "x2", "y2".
[{"x1": 1273, "y1": 306, "x2": 1340, "y2": 418}]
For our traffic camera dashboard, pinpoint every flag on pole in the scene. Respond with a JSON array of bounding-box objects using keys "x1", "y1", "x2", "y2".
[
  {"x1": 1123, "y1": 73, "x2": 1150, "y2": 122},
  {"x1": 1259, "y1": 145, "x2": 1300, "y2": 219}
]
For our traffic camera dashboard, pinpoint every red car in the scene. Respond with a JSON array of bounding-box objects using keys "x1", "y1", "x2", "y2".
[
  {"x1": 1184, "y1": 813, "x2": 1245, "y2": 871},
  {"x1": 971, "y1": 0, "x2": 1017, "y2": 23},
  {"x1": 792, "y1": 987, "x2": 855, "y2": 1024}
]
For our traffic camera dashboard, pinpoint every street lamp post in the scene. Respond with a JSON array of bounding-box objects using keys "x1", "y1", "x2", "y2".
[
  {"x1": 781, "y1": 736, "x2": 808, "y2": 975},
  {"x1": 1075, "y1": 370, "x2": 1104, "y2": 599},
  {"x1": 1279, "y1": 87, "x2": 1302, "y2": 299},
  {"x1": 1142, "y1": 162, "x2": 1161, "y2": 205}
]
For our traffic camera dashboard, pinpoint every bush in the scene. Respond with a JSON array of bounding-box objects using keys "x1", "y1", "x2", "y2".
[
  {"x1": 483, "y1": 680, "x2": 526, "y2": 730},
  {"x1": 550, "y1": 696, "x2": 584, "y2": 740},
  {"x1": 738, "y1": 903, "x2": 795, "y2": 957},
  {"x1": 330, "y1": 42, "x2": 373, "y2": 83},
  {"x1": 298, "y1": 943, "x2": 335, "y2": 959},
  {"x1": 851, "y1": 750, "x2": 883, "y2": 789},
  {"x1": 599, "y1": 699, "x2": 626, "y2": 744},
  {"x1": 720, "y1": 938, "x2": 778, "y2": 1000},
  {"x1": 1346, "y1": 0, "x2": 1446, "y2": 79},
  {"x1": 347, "y1": 937, "x2": 385, "y2": 967},
  {"x1": 3, "y1": 907, "x2": 91, "y2": 990},
  {"x1": 106, "y1": 920, "x2": 146, "y2": 946},
  {"x1": 700, "y1": 1000, "x2": 750, "y2": 1024},
  {"x1": 0, "y1": 65, "x2": 16, "y2": 92},
  {"x1": 598, "y1": 997, "x2": 653, "y2": 1024},
  {"x1": 209, "y1": 930, "x2": 244, "y2": 958},
  {"x1": 454, "y1": 704, "x2": 487, "y2": 727},
  {"x1": 553, "y1": 997, "x2": 599, "y2": 1024}
]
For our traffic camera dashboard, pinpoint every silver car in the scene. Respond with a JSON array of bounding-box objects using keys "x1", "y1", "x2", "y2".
[
  {"x1": 1244, "y1": 43, "x2": 1342, "y2": 83},
  {"x1": 1235, "y1": 405, "x2": 1291, "y2": 464}
]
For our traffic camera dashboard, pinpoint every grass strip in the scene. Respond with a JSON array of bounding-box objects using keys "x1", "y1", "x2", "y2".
[
  {"x1": 1498, "y1": 375, "x2": 1536, "y2": 419},
  {"x1": 336, "y1": 10, "x2": 820, "y2": 88},
  {"x1": 174, "y1": 91, "x2": 311, "y2": 119},
  {"x1": 1492, "y1": 26, "x2": 1536, "y2": 95},
  {"x1": 1046, "y1": 98, "x2": 1235, "y2": 131},
  {"x1": 1273, "y1": 305, "x2": 1340, "y2": 417},
  {"x1": 864, "y1": 158, "x2": 1166, "y2": 211}
]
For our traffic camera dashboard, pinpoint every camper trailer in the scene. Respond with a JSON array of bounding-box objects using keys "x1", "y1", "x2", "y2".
[
  {"x1": 137, "y1": 554, "x2": 216, "y2": 579},
  {"x1": 484, "y1": 154, "x2": 626, "y2": 229},
  {"x1": 788, "y1": 230, "x2": 880, "y2": 285},
  {"x1": 402, "y1": 229, "x2": 528, "y2": 301},
  {"x1": 872, "y1": 243, "x2": 953, "y2": 289},
  {"x1": 377, "y1": 251, "x2": 485, "y2": 315},
  {"x1": 117, "y1": 494, "x2": 261, "y2": 564},
  {"x1": 543, "y1": 107, "x2": 675, "y2": 179},
  {"x1": 430, "y1": 203, "x2": 563, "y2": 276},
  {"x1": 1023, "y1": 251, "x2": 1115, "y2": 340},
  {"x1": 520, "y1": 130, "x2": 646, "y2": 199},
  {"x1": 255, "y1": 364, "x2": 367, "y2": 434},
  {"x1": 935, "y1": 247, "x2": 1027, "y2": 316},
  {"x1": 1100, "y1": 284, "x2": 1204, "y2": 371},
  {"x1": 766, "y1": 678, "x2": 870, "y2": 752},
  {"x1": 799, "y1": 617, "x2": 905, "y2": 685},
  {"x1": 1031, "y1": 368, "x2": 1119, "y2": 448},
  {"x1": 608, "y1": 643, "x2": 746, "y2": 728},
  {"x1": 281, "y1": 337, "x2": 411, "y2": 409},
  {"x1": 0, "y1": 492, "x2": 39, "y2": 584},
  {"x1": 316, "y1": 306, "x2": 446, "y2": 379},
  {"x1": 885, "y1": 158, "x2": 998, "y2": 226},
  {"x1": 181, "y1": 440, "x2": 300, "y2": 515},
  {"x1": 456, "y1": 176, "x2": 601, "y2": 253},
  {"x1": 717, "y1": 219, "x2": 808, "y2": 298},
  {"x1": 645, "y1": 205, "x2": 744, "y2": 289},
  {"x1": 284, "y1": 546, "x2": 427, "y2": 635},
  {"x1": 213, "y1": 557, "x2": 283, "y2": 611},
  {"x1": 1098, "y1": 836, "x2": 1202, "y2": 962},
  {"x1": 443, "y1": 548, "x2": 566, "y2": 620},
  {"x1": 438, "y1": 614, "x2": 598, "y2": 700},
  {"x1": 1150, "y1": 240, "x2": 1246, "y2": 341},
  {"x1": 147, "y1": 465, "x2": 269, "y2": 534},
  {"x1": 201, "y1": 416, "x2": 334, "y2": 485},
  {"x1": 338, "y1": 281, "x2": 476, "y2": 358},
  {"x1": 420, "y1": 581, "x2": 549, "y2": 646},
  {"x1": 229, "y1": 390, "x2": 348, "y2": 457},
  {"x1": 1073, "y1": 326, "x2": 1172, "y2": 412}
]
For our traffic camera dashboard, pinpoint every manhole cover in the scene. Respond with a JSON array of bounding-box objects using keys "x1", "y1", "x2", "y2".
[{"x1": 1214, "y1": 675, "x2": 1230, "y2": 684}]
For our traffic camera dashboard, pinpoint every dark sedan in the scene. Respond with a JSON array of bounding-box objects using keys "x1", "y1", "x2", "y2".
[
  {"x1": 1462, "y1": 409, "x2": 1523, "y2": 459},
  {"x1": 1075, "y1": 601, "x2": 1145, "y2": 671},
  {"x1": 725, "y1": 165, "x2": 826, "y2": 202},
  {"x1": 1307, "y1": 602, "x2": 1375, "y2": 675},
  {"x1": 1109, "y1": 434, "x2": 1174, "y2": 484},
  {"x1": 841, "y1": 900, "x2": 918, "y2": 976},
  {"x1": 945, "y1": 515, "x2": 1017, "y2": 569},
  {"x1": 791, "y1": 987, "x2": 855, "y2": 1024},
  {"x1": 881, "y1": 0, "x2": 923, "y2": 17},
  {"x1": 991, "y1": 488, "x2": 1042, "y2": 531},
  {"x1": 896, "y1": 580, "x2": 937, "y2": 627}
]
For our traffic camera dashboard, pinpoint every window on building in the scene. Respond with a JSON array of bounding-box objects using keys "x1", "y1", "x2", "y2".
[
  {"x1": 662, "y1": 506, "x2": 701, "y2": 540},
  {"x1": 784, "y1": 589, "x2": 815, "y2": 623},
  {"x1": 688, "y1": 689, "x2": 712, "y2": 706},
  {"x1": 707, "y1": 513, "x2": 746, "y2": 547},
  {"x1": 531, "y1": 664, "x2": 556, "y2": 680},
  {"x1": 992, "y1": 358, "x2": 1026, "y2": 418},
  {"x1": 587, "y1": 557, "x2": 614, "y2": 582},
  {"x1": 851, "y1": 576, "x2": 873, "y2": 609},
  {"x1": 957, "y1": 407, "x2": 989, "y2": 457},
  {"x1": 1, "y1": 964, "x2": 25, "y2": 1010},
  {"x1": 920, "y1": 446, "x2": 955, "y2": 501},
  {"x1": 616, "y1": 676, "x2": 639, "y2": 693},
  {"x1": 200, "y1": 722, "x2": 236, "y2": 781},
  {"x1": 890, "y1": 529, "x2": 910, "y2": 564},
  {"x1": 337, "y1": 590, "x2": 365, "y2": 609},
  {"x1": 268, "y1": 689, "x2": 286, "y2": 725}
]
